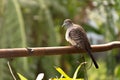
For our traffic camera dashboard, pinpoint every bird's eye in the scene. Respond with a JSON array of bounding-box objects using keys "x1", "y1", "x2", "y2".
[{"x1": 66, "y1": 21, "x2": 69, "y2": 24}]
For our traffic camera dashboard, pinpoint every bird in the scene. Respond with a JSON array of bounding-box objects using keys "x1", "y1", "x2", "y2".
[{"x1": 62, "y1": 19, "x2": 99, "y2": 69}]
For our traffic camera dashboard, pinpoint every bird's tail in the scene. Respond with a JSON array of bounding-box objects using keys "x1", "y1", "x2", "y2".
[{"x1": 86, "y1": 48, "x2": 99, "y2": 69}]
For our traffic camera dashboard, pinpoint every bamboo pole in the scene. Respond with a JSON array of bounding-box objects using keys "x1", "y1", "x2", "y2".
[{"x1": 0, "y1": 41, "x2": 120, "y2": 58}]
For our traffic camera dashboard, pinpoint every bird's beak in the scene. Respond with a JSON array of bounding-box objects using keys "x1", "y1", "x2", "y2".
[{"x1": 62, "y1": 23, "x2": 65, "y2": 27}]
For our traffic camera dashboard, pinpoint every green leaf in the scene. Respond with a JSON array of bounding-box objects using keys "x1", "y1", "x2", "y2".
[
  {"x1": 73, "y1": 62, "x2": 87, "y2": 79},
  {"x1": 0, "y1": 0, "x2": 26, "y2": 48},
  {"x1": 114, "y1": 65, "x2": 120, "y2": 79}
]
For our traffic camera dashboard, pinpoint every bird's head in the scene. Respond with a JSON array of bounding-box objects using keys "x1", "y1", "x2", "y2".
[{"x1": 62, "y1": 19, "x2": 73, "y2": 28}]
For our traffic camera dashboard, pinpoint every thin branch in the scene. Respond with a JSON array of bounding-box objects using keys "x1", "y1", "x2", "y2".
[
  {"x1": 7, "y1": 61, "x2": 20, "y2": 80},
  {"x1": 7, "y1": 61, "x2": 17, "y2": 80},
  {"x1": 0, "y1": 41, "x2": 120, "y2": 58}
]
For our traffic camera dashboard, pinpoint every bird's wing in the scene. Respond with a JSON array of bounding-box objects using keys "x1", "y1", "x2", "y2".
[
  {"x1": 69, "y1": 27, "x2": 91, "y2": 49},
  {"x1": 69, "y1": 26, "x2": 99, "y2": 69}
]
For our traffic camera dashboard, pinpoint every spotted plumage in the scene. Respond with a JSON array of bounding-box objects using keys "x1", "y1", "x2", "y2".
[{"x1": 62, "y1": 19, "x2": 99, "y2": 69}]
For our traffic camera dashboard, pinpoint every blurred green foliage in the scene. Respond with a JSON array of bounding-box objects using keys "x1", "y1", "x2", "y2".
[{"x1": 0, "y1": 0, "x2": 120, "y2": 80}]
